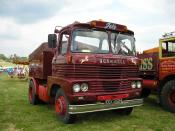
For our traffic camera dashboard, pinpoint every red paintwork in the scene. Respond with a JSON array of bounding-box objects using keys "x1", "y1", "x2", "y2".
[
  {"x1": 52, "y1": 53, "x2": 140, "y2": 79},
  {"x1": 138, "y1": 52, "x2": 159, "y2": 79},
  {"x1": 55, "y1": 96, "x2": 67, "y2": 115},
  {"x1": 38, "y1": 85, "x2": 49, "y2": 102},
  {"x1": 29, "y1": 43, "x2": 54, "y2": 79},
  {"x1": 142, "y1": 80, "x2": 157, "y2": 89},
  {"x1": 90, "y1": 20, "x2": 127, "y2": 32},
  {"x1": 97, "y1": 94, "x2": 129, "y2": 101},
  {"x1": 138, "y1": 52, "x2": 175, "y2": 89},
  {"x1": 68, "y1": 89, "x2": 141, "y2": 102},
  {"x1": 29, "y1": 20, "x2": 141, "y2": 105},
  {"x1": 138, "y1": 52, "x2": 159, "y2": 89},
  {"x1": 159, "y1": 58, "x2": 175, "y2": 80}
]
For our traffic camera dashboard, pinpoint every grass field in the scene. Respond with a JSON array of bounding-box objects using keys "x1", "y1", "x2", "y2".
[{"x1": 0, "y1": 73, "x2": 175, "y2": 131}]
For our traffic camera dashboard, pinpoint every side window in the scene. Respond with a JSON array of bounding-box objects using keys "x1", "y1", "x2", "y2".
[
  {"x1": 101, "y1": 39, "x2": 109, "y2": 53},
  {"x1": 162, "y1": 41, "x2": 175, "y2": 57},
  {"x1": 61, "y1": 33, "x2": 69, "y2": 54},
  {"x1": 168, "y1": 42, "x2": 175, "y2": 52}
]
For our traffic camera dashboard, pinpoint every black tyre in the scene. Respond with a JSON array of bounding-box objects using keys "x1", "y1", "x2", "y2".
[
  {"x1": 55, "y1": 88, "x2": 76, "y2": 124},
  {"x1": 141, "y1": 88, "x2": 151, "y2": 98},
  {"x1": 28, "y1": 80, "x2": 40, "y2": 105},
  {"x1": 160, "y1": 80, "x2": 175, "y2": 113},
  {"x1": 115, "y1": 107, "x2": 133, "y2": 115}
]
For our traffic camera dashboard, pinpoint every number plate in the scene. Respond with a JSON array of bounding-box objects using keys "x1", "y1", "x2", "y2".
[{"x1": 105, "y1": 99, "x2": 123, "y2": 104}]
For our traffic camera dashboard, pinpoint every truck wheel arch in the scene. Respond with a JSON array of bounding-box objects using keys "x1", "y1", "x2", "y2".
[
  {"x1": 50, "y1": 84, "x2": 61, "y2": 99},
  {"x1": 160, "y1": 75, "x2": 175, "y2": 91}
]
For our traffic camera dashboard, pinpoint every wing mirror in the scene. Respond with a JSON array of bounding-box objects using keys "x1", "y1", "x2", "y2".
[{"x1": 48, "y1": 34, "x2": 57, "y2": 48}]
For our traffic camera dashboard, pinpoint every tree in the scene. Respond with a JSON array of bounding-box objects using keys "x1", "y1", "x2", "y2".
[
  {"x1": 0, "y1": 53, "x2": 28, "y2": 63},
  {"x1": 0, "y1": 54, "x2": 8, "y2": 61}
]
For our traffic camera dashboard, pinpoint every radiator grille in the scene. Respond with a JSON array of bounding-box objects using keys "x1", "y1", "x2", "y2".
[
  {"x1": 89, "y1": 80, "x2": 131, "y2": 93},
  {"x1": 53, "y1": 64, "x2": 138, "y2": 93},
  {"x1": 54, "y1": 64, "x2": 139, "y2": 79}
]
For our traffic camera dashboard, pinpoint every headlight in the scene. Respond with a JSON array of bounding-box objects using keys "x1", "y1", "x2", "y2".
[
  {"x1": 136, "y1": 81, "x2": 142, "y2": 88},
  {"x1": 81, "y1": 83, "x2": 88, "y2": 92},
  {"x1": 131, "y1": 82, "x2": 136, "y2": 89},
  {"x1": 73, "y1": 84, "x2": 81, "y2": 92}
]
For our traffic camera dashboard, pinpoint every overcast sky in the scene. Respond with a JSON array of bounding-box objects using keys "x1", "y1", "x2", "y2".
[{"x1": 0, "y1": 0, "x2": 175, "y2": 57}]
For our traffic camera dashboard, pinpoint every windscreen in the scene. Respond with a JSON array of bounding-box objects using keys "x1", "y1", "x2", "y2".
[
  {"x1": 71, "y1": 29, "x2": 109, "y2": 53},
  {"x1": 161, "y1": 39, "x2": 175, "y2": 57},
  {"x1": 111, "y1": 33, "x2": 136, "y2": 56}
]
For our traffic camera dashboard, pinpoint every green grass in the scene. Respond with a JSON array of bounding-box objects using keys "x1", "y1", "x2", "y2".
[{"x1": 0, "y1": 73, "x2": 175, "y2": 131}]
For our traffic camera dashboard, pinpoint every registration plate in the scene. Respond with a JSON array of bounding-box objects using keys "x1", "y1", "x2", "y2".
[{"x1": 105, "y1": 99, "x2": 123, "y2": 104}]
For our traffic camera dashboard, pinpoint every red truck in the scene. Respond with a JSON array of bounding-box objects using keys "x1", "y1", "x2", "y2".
[
  {"x1": 29, "y1": 20, "x2": 143, "y2": 123},
  {"x1": 139, "y1": 31, "x2": 175, "y2": 112}
]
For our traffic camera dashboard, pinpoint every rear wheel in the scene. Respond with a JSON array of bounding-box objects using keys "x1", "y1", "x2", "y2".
[
  {"x1": 55, "y1": 88, "x2": 76, "y2": 124},
  {"x1": 28, "y1": 80, "x2": 40, "y2": 105},
  {"x1": 160, "y1": 80, "x2": 175, "y2": 113}
]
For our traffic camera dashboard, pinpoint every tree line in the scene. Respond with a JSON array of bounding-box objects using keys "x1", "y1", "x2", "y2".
[{"x1": 0, "y1": 54, "x2": 28, "y2": 62}]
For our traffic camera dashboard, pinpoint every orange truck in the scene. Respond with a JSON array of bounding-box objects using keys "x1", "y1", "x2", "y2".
[
  {"x1": 29, "y1": 20, "x2": 143, "y2": 123},
  {"x1": 138, "y1": 31, "x2": 175, "y2": 112}
]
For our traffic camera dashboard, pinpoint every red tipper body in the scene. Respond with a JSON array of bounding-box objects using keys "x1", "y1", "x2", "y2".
[{"x1": 29, "y1": 20, "x2": 143, "y2": 115}]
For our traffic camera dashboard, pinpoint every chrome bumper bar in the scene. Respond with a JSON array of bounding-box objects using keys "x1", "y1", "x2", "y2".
[{"x1": 69, "y1": 99, "x2": 143, "y2": 114}]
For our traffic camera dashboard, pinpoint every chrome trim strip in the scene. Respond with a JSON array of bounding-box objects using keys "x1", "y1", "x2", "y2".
[{"x1": 69, "y1": 99, "x2": 143, "y2": 114}]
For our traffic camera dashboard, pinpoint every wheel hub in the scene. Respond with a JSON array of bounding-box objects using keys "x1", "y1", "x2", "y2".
[{"x1": 55, "y1": 96, "x2": 67, "y2": 115}]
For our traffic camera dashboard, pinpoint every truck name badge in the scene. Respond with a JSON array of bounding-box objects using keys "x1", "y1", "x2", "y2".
[
  {"x1": 105, "y1": 22, "x2": 116, "y2": 30},
  {"x1": 99, "y1": 58, "x2": 125, "y2": 64}
]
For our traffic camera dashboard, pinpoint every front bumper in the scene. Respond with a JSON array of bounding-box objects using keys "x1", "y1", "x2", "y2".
[{"x1": 69, "y1": 98, "x2": 143, "y2": 114}]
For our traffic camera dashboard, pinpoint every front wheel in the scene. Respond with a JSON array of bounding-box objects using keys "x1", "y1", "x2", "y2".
[
  {"x1": 160, "y1": 80, "x2": 175, "y2": 113},
  {"x1": 55, "y1": 89, "x2": 76, "y2": 124}
]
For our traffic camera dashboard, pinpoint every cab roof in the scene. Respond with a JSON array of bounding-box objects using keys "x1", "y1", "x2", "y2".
[
  {"x1": 143, "y1": 47, "x2": 159, "y2": 54},
  {"x1": 56, "y1": 20, "x2": 134, "y2": 35},
  {"x1": 160, "y1": 31, "x2": 175, "y2": 41}
]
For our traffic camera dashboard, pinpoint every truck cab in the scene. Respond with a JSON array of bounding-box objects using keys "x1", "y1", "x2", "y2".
[
  {"x1": 139, "y1": 31, "x2": 175, "y2": 113},
  {"x1": 29, "y1": 20, "x2": 143, "y2": 123}
]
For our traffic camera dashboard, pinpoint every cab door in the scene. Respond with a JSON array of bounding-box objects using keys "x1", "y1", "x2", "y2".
[
  {"x1": 159, "y1": 37, "x2": 175, "y2": 80},
  {"x1": 52, "y1": 29, "x2": 70, "y2": 76}
]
